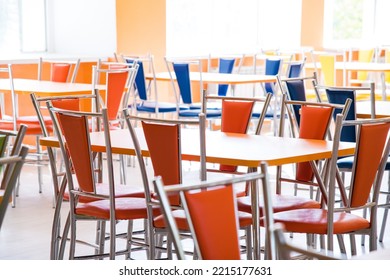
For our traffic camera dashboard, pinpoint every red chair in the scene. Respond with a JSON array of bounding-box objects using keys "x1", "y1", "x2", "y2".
[
  {"x1": 38, "y1": 58, "x2": 80, "y2": 83},
  {"x1": 40, "y1": 94, "x2": 145, "y2": 259},
  {"x1": 269, "y1": 115, "x2": 390, "y2": 256},
  {"x1": 236, "y1": 97, "x2": 351, "y2": 228},
  {"x1": 154, "y1": 167, "x2": 273, "y2": 260},
  {"x1": 47, "y1": 102, "x2": 149, "y2": 260},
  {"x1": 124, "y1": 110, "x2": 255, "y2": 259}
]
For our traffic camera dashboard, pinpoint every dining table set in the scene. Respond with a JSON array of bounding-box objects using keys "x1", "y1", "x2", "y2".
[{"x1": 1, "y1": 54, "x2": 389, "y2": 261}]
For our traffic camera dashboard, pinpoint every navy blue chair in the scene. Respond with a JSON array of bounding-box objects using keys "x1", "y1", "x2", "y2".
[
  {"x1": 124, "y1": 54, "x2": 181, "y2": 116},
  {"x1": 285, "y1": 57, "x2": 306, "y2": 79},
  {"x1": 165, "y1": 57, "x2": 221, "y2": 119},
  {"x1": 217, "y1": 57, "x2": 236, "y2": 97}
]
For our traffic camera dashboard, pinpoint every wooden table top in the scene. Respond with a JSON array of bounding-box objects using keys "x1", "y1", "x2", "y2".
[
  {"x1": 40, "y1": 128, "x2": 355, "y2": 168},
  {"x1": 306, "y1": 62, "x2": 390, "y2": 72}
]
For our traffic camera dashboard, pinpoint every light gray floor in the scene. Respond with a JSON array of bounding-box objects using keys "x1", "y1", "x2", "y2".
[{"x1": 1, "y1": 154, "x2": 390, "y2": 260}]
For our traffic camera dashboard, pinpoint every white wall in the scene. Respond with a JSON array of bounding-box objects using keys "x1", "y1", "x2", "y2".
[{"x1": 46, "y1": 0, "x2": 117, "y2": 57}]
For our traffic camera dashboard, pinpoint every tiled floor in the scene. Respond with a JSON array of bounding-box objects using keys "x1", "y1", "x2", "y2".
[{"x1": 1, "y1": 154, "x2": 390, "y2": 260}]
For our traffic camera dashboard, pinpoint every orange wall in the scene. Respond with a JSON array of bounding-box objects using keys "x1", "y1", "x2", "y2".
[
  {"x1": 116, "y1": 0, "x2": 166, "y2": 71},
  {"x1": 301, "y1": 0, "x2": 324, "y2": 50}
]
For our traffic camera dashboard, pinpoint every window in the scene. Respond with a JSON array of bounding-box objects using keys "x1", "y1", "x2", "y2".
[
  {"x1": 324, "y1": 0, "x2": 390, "y2": 48},
  {"x1": 166, "y1": 0, "x2": 302, "y2": 56},
  {"x1": 0, "y1": 0, "x2": 47, "y2": 54}
]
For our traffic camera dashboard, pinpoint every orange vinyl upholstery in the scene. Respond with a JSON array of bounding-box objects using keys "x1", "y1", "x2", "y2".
[
  {"x1": 50, "y1": 63, "x2": 71, "y2": 82},
  {"x1": 350, "y1": 123, "x2": 390, "y2": 207},
  {"x1": 105, "y1": 71, "x2": 128, "y2": 122},
  {"x1": 57, "y1": 113, "x2": 95, "y2": 193},
  {"x1": 219, "y1": 100, "x2": 254, "y2": 172},
  {"x1": 184, "y1": 185, "x2": 241, "y2": 260},
  {"x1": 295, "y1": 106, "x2": 332, "y2": 182}
]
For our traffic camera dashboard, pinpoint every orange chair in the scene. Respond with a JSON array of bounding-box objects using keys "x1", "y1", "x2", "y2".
[
  {"x1": 236, "y1": 97, "x2": 351, "y2": 232},
  {"x1": 40, "y1": 95, "x2": 145, "y2": 259},
  {"x1": 38, "y1": 58, "x2": 80, "y2": 83},
  {"x1": 269, "y1": 115, "x2": 390, "y2": 255},
  {"x1": 124, "y1": 110, "x2": 255, "y2": 259},
  {"x1": 47, "y1": 102, "x2": 149, "y2": 260},
  {"x1": 154, "y1": 169, "x2": 273, "y2": 260}
]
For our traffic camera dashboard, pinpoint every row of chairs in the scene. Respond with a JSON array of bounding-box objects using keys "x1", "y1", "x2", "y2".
[{"x1": 38, "y1": 75, "x2": 390, "y2": 257}]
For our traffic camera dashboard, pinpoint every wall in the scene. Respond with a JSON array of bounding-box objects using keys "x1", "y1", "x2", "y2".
[{"x1": 46, "y1": 0, "x2": 117, "y2": 57}]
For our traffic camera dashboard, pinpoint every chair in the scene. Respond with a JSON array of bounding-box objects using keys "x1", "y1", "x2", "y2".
[
  {"x1": 47, "y1": 103, "x2": 150, "y2": 260},
  {"x1": 207, "y1": 54, "x2": 245, "y2": 97},
  {"x1": 0, "y1": 146, "x2": 29, "y2": 230},
  {"x1": 315, "y1": 82, "x2": 390, "y2": 243},
  {"x1": 153, "y1": 166, "x2": 275, "y2": 260},
  {"x1": 123, "y1": 111, "x2": 209, "y2": 259},
  {"x1": 270, "y1": 115, "x2": 390, "y2": 255},
  {"x1": 276, "y1": 95, "x2": 351, "y2": 197},
  {"x1": 164, "y1": 57, "x2": 221, "y2": 119},
  {"x1": 122, "y1": 53, "x2": 179, "y2": 117},
  {"x1": 0, "y1": 64, "x2": 46, "y2": 201},
  {"x1": 236, "y1": 97, "x2": 350, "y2": 252},
  {"x1": 38, "y1": 58, "x2": 81, "y2": 83},
  {"x1": 348, "y1": 48, "x2": 375, "y2": 86},
  {"x1": 92, "y1": 61, "x2": 139, "y2": 183},
  {"x1": 276, "y1": 72, "x2": 321, "y2": 137},
  {"x1": 203, "y1": 93, "x2": 272, "y2": 177},
  {"x1": 285, "y1": 57, "x2": 307, "y2": 79}
]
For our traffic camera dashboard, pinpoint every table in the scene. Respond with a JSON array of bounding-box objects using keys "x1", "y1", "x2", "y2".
[
  {"x1": 357, "y1": 100, "x2": 390, "y2": 118},
  {"x1": 146, "y1": 71, "x2": 277, "y2": 85},
  {"x1": 306, "y1": 61, "x2": 390, "y2": 100},
  {"x1": 40, "y1": 128, "x2": 355, "y2": 260},
  {"x1": 40, "y1": 129, "x2": 355, "y2": 167},
  {"x1": 0, "y1": 78, "x2": 95, "y2": 96}
]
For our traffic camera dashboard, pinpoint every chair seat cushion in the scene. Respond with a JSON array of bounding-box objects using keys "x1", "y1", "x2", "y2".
[
  {"x1": 237, "y1": 194, "x2": 321, "y2": 216},
  {"x1": 136, "y1": 101, "x2": 180, "y2": 113},
  {"x1": 75, "y1": 197, "x2": 150, "y2": 220},
  {"x1": 153, "y1": 209, "x2": 252, "y2": 230},
  {"x1": 179, "y1": 108, "x2": 221, "y2": 118},
  {"x1": 269, "y1": 208, "x2": 370, "y2": 234}
]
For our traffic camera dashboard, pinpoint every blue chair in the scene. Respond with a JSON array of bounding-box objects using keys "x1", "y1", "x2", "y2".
[
  {"x1": 124, "y1": 54, "x2": 181, "y2": 116},
  {"x1": 165, "y1": 57, "x2": 221, "y2": 119},
  {"x1": 217, "y1": 57, "x2": 236, "y2": 97},
  {"x1": 285, "y1": 57, "x2": 306, "y2": 79}
]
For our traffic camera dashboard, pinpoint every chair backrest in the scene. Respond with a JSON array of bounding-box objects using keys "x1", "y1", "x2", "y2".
[
  {"x1": 204, "y1": 93, "x2": 272, "y2": 172},
  {"x1": 123, "y1": 53, "x2": 157, "y2": 102},
  {"x1": 279, "y1": 95, "x2": 351, "y2": 184},
  {"x1": 48, "y1": 103, "x2": 112, "y2": 200},
  {"x1": 38, "y1": 58, "x2": 81, "y2": 83},
  {"x1": 263, "y1": 57, "x2": 283, "y2": 94},
  {"x1": 30, "y1": 93, "x2": 101, "y2": 138},
  {"x1": 153, "y1": 167, "x2": 272, "y2": 260},
  {"x1": 0, "y1": 145, "x2": 29, "y2": 230},
  {"x1": 92, "y1": 62, "x2": 138, "y2": 123},
  {"x1": 315, "y1": 82, "x2": 376, "y2": 143},
  {"x1": 354, "y1": 48, "x2": 375, "y2": 81},
  {"x1": 217, "y1": 57, "x2": 236, "y2": 97},
  {"x1": 165, "y1": 57, "x2": 203, "y2": 107},
  {"x1": 277, "y1": 73, "x2": 320, "y2": 128},
  {"x1": 123, "y1": 110, "x2": 207, "y2": 206},
  {"x1": 285, "y1": 57, "x2": 307, "y2": 78},
  {"x1": 319, "y1": 54, "x2": 336, "y2": 86},
  {"x1": 329, "y1": 115, "x2": 390, "y2": 230}
]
